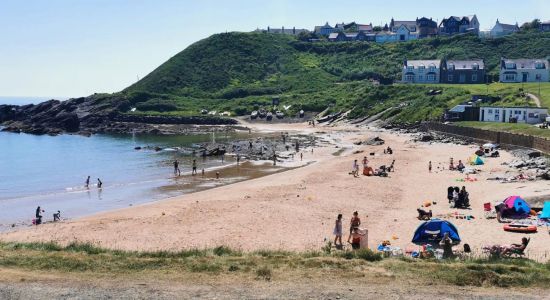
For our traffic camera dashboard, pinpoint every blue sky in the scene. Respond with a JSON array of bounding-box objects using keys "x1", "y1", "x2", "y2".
[{"x1": 1, "y1": 0, "x2": 548, "y2": 98}]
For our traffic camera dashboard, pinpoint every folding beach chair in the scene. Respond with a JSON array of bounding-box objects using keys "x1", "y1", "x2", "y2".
[{"x1": 484, "y1": 202, "x2": 496, "y2": 219}]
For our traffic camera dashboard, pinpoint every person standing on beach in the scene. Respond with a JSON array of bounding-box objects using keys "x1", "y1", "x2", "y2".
[
  {"x1": 352, "y1": 160, "x2": 359, "y2": 177},
  {"x1": 221, "y1": 152, "x2": 225, "y2": 163},
  {"x1": 35, "y1": 206, "x2": 43, "y2": 225},
  {"x1": 192, "y1": 159, "x2": 197, "y2": 175},
  {"x1": 236, "y1": 154, "x2": 241, "y2": 166},
  {"x1": 85, "y1": 176, "x2": 90, "y2": 188},
  {"x1": 300, "y1": 152, "x2": 303, "y2": 161},
  {"x1": 174, "y1": 160, "x2": 181, "y2": 176},
  {"x1": 97, "y1": 178, "x2": 103, "y2": 189},
  {"x1": 249, "y1": 141, "x2": 253, "y2": 150},
  {"x1": 429, "y1": 161, "x2": 432, "y2": 173},
  {"x1": 333, "y1": 214, "x2": 343, "y2": 248},
  {"x1": 347, "y1": 211, "x2": 361, "y2": 243}
]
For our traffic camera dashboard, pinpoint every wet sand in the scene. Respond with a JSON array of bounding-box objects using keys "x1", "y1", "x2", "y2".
[{"x1": 2, "y1": 123, "x2": 549, "y2": 260}]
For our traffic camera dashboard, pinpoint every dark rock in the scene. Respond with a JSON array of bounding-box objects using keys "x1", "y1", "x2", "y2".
[
  {"x1": 364, "y1": 136, "x2": 385, "y2": 146},
  {"x1": 420, "y1": 134, "x2": 433, "y2": 142},
  {"x1": 528, "y1": 151, "x2": 542, "y2": 158}
]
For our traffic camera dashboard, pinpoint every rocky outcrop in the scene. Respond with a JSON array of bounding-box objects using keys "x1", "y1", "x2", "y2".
[{"x1": 0, "y1": 94, "x2": 237, "y2": 136}]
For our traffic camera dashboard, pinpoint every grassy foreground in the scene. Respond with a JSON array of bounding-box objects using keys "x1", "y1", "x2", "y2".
[
  {"x1": 456, "y1": 121, "x2": 550, "y2": 139},
  {"x1": 1, "y1": 242, "x2": 549, "y2": 288}
]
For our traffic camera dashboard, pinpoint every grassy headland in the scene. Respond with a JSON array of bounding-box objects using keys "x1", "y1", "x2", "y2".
[{"x1": 1, "y1": 242, "x2": 549, "y2": 288}]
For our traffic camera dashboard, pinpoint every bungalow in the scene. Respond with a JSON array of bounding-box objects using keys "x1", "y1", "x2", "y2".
[
  {"x1": 439, "y1": 15, "x2": 479, "y2": 35},
  {"x1": 479, "y1": 106, "x2": 548, "y2": 124},
  {"x1": 489, "y1": 20, "x2": 519, "y2": 38},
  {"x1": 345, "y1": 31, "x2": 367, "y2": 41},
  {"x1": 446, "y1": 105, "x2": 480, "y2": 122},
  {"x1": 376, "y1": 24, "x2": 418, "y2": 43},
  {"x1": 328, "y1": 32, "x2": 347, "y2": 42},
  {"x1": 402, "y1": 59, "x2": 441, "y2": 83},
  {"x1": 541, "y1": 21, "x2": 550, "y2": 31},
  {"x1": 499, "y1": 58, "x2": 549, "y2": 83},
  {"x1": 314, "y1": 22, "x2": 335, "y2": 36},
  {"x1": 389, "y1": 18, "x2": 417, "y2": 33},
  {"x1": 440, "y1": 59, "x2": 486, "y2": 84}
]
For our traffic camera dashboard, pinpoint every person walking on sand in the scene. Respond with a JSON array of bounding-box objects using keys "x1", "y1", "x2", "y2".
[
  {"x1": 347, "y1": 211, "x2": 361, "y2": 243},
  {"x1": 429, "y1": 161, "x2": 432, "y2": 173},
  {"x1": 300, "y1": 152, "x2": 303, "y2": 161},
  {"x1": 333, "y1": 214, "x2": 343, "y2": 248},
  {"x1": 173, "y1": 160, "x2": 181, "y2": 176},
  {"x1": 97, "y1": 178, "x2": 103, "y2": 189},
  {"x1": 192, "y1": 159, "x2": 197, "y2": 175},
  {"x1": 85, "y1": 176, "x2": 90, "y2": 188}
]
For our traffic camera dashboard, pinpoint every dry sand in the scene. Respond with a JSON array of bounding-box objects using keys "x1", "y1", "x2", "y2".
[{"x1": 2, "y1": 122, "x2": 549, "y2": 258}]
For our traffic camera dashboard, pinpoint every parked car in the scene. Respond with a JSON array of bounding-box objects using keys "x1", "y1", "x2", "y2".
[
  {"x1": 266, "y1": 112, "x2": 273, "y2": 121},
  {"x1": 275, "y1": 111, "x2": 284, "y2": 119},
  {"x1": 250, "y1": 111, "x2": 258, "y2": 119}
]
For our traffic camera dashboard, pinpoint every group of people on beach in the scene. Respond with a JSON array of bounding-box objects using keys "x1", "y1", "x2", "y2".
[
  {"x1": 173, "y1": 159, "x2": 200, "y2": 177},
  {"x1": 333, "y1": 211, "x2": 366, "y2": 250},
  {"x1": 34, "y1": 206, "x2": 61, "y2": 225}
]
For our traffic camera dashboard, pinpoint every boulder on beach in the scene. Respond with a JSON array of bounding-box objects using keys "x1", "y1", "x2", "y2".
[{"x1": 363, "y1": 136, "x2": 385, "y2": 146}]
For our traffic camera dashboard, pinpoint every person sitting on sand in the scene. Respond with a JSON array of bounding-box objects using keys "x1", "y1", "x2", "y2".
[
  {"x1": 347, "y1": 211, "x2": 361, "y2": 243},
  {"x1": 53, "y1": 210, "x2": 61, "y2": 222},
  {"x1": 501, "y1": 237, "x2": 530, "y2": 256},
  {"x1": 417, "y1": 208, "x2": 432, "y2": 220},
  {"x1": 457, "y1": 160, "x2": 465, "y2": 172},
  {"x1": 439, "y1": 232, "x2": 454, "y2": 259},
  {"x1": 457, "y1": 186, "x2": 470, "y2": 208},
  {"x1": 333, "y1": 214, "x2": 343, "y2": 248},
  {"x1": 386, "y1": 147, "x2": 393, "y2": 155}
]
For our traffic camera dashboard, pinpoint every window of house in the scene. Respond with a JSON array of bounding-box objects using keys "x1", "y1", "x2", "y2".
[
  {"x1": 505, "y1": 74, "x2": 516, "y2": 81},
  {"x1": 528, "y1": 113, "x2": 535, "y2": 118},
  {"x1": 429, "y1": 64, "x2": 436, "y2": 72},
  {"x1": 536, "y1": 74, "x2": 542, "y2": 80},
  {"x1": 427, "y1": 74, "x2": 435, "y2": 81},
  {"x1": 448, "y1": 64, "x2": 455, "y2": 70},
  {"x1": 448, "y1": 74, "x2": 453, "y2": 81},
  {"x1": 535, "y1": 62, "x2": 544, "y2": 69},
  {"x1": 407, "y1": 66, "x2": 414, "y2": 71},
  {"x1": 405, "y1": 74, "x2": 414, "y2": 81},
  {"x1": 494, "y1": 114, "x2": 499, "y2": 121},
  {"x1": 505, "y1": 63, "x2": 516, "y2": 69},
  {"x1": 472, "y1": 63, "x2": 479, "y2": 70},
  {"x1": 471, "y1": 74, "x2": 477, "y2": 81},
  {"x1": 418, "y1": 75, "x2": 424, "y2": 81},
  {"x1": 488, "y1": 109, "x2": 493, "y2": 114},
  {"x1": 418, "y1": 65, "x2": 425, "y2": 72}
]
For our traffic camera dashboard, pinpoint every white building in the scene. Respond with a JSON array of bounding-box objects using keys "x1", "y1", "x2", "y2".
[
  {"x1": 500, "y1": 58, "x2": 549, "y2": 83},
  {"x1": 489, "y1": 20, "x2": 519, "y2": 38},
  {"x1": 402, "y1": 59, "x2": 440, "y2": 83},
  {"x1": 479, "y1": 106, "x2": 548, "y2": 124},
  {"x1": 376, "y1": 25, "x2": 418, "y2": 43}
]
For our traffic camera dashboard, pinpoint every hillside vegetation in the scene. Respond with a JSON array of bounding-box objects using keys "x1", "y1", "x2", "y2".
[{"x1": 120, "y1": 31, "x2": 550, "y2": 122}]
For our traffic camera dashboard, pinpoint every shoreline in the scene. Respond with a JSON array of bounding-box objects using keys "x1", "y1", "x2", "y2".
[{"x1": 2, "y1": 122, "x2": 549, "y2": 259}]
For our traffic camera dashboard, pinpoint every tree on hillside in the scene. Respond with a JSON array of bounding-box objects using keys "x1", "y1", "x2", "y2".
[
  {"x1": 520, "y1": 19, "x2": 541, "y2": 31},
  {"x1": 373, "y1": 26, "x2": 382, "y2": 32}
]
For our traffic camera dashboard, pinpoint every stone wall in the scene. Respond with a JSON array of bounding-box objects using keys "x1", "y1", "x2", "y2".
[{"x1": 421, "y1": 122, "x2": 550, "y2": 154}]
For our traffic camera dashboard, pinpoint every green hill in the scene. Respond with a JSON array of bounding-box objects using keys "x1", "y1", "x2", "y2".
[{"x1": 121, "y1": 30, "x2": 550, "y2": 122}]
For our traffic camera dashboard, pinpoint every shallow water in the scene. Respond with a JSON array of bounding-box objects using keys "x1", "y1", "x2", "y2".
[{"x1": 0, "y1": 131, "x2": 278, "y2": 229}]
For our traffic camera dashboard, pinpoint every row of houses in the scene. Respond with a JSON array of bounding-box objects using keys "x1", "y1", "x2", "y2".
[
  {"x1": 402, "y1": 58, "x2": 549, "y2": 84},
  {"x1": 258, "y1": 18, "x2": 550, "y2": 43}
]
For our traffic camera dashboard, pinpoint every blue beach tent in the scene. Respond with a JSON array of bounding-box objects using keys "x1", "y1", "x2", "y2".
[
  {"x1": 540, "y1": 201, "x2": 550, "y2": 219},
  {"x1": 412, "y1": 219, "x2": 461, "y2": 245}
]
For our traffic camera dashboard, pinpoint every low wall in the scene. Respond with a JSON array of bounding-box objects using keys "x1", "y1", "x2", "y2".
[{"x1": 421, "y1": 122, "x2": 550, "y2": 154}]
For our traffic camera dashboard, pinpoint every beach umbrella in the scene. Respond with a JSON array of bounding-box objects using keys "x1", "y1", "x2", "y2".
[
  {"x1": 469, "y1": 155, "x2": 484, "y2": 165},
  {"x1": 483, "y1": 143, "x2": 496, "y2": 148},
  {"x1": 503, "y1": 196, "x2": 531, "y2": 215}
]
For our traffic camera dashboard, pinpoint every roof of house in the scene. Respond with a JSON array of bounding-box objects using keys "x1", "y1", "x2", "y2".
[
  {"x1": 542, "y1": 20, "x2": 550, "y2": 25},
  {"x1": 449, "y1": 105, "x2": 471, "y2": 113},
  {"x1": 392, "y1": 20, "x2": 417, "y2": 31},
  {"x1": 441, "y1": 15, "x2": 476, "y2": 25},
  {"x1": 494, "y1": 20, "x2": 519, "y2": 31},
  {"x1": 357, "y1": 24, "x2": 373, "y2": 31},
  {"x1": 446, "y1": 60, "x2": 485, "y2": 70},
  {"x1": 405, "y1": 60, "x2": 441, "y2": 68},
  {"x1": 501, "y1": 58, "x2": 549, "y2": 69},
  {"x1": 328, "y1": 32, "x2": 341, "y2": 39}
]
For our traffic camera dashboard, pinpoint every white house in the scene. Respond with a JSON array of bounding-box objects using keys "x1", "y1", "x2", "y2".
[
  {"x1": 376, "y1": 24, "x2": 418, "y2": 43},
  {"x1": 402, "y1": 59, "x2": 441, "y2": 83},
  {"x1": 489, "y1": 20, "x2": 519, "y2": 38},
  {"x1": 479, "y1": 106, "x2": 548, "y2": 124},
  {"x1": 500, "y1": 58, "x2": 549, "y2": 83}
]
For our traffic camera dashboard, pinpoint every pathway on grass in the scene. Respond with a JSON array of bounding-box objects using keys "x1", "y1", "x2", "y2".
[{"x1": 527, "y1": 93, "x2": 542, "y2": 108}]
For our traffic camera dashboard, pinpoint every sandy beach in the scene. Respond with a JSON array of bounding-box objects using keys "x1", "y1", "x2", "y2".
[{"x1": 2, "y1": 122, "x2": 549, "y2": 258}]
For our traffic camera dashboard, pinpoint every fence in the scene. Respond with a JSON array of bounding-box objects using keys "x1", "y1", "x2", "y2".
[{"x1": 420, "y1": 122, "x2": 550, "y2": 154}]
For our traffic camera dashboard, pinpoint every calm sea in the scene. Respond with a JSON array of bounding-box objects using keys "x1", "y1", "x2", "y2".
[
  {"x1": 0, "y1": 130, "x2": 255, "y2": 229},
  {"x1": 0, "y1": 96, "x2": 69, "y2": 105}
]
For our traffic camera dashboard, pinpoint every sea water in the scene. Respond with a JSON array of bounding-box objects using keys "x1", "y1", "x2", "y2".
[{"x1": 0, "y1": 131, "x2": 256, "y2": 229}]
